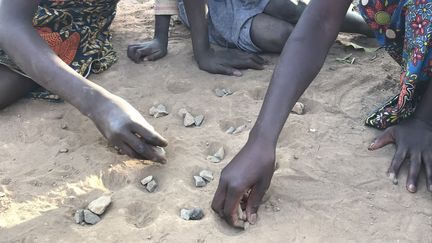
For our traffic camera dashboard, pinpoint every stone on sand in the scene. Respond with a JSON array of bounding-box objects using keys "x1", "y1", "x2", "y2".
[
  {"x1": 83, "y1": 209, "x2": 101, "y2": 225},
  {"x1": 180, "y1": 208, "x2": 204, "y2": 220},
  {"x1": 74, "y1": 209, "x2": 84, "y2": 224},
  {"x1": 206, "y1": 156, "x2": 221, "y2": 163},
  {"x1": 233, "y1": 125, "x2": 247, "y2": 135},
  {"x1": 88, "y1": 195, "x2": 112, "y2": 215},
  {"x1": 146, "y1": 180, "x2": 158, "y2": 192},
  {"x1": 214, "y1": 147, "x2": 225, "y2": 160},
  {"x1": 226, "y1": 127, "x2": 236, "y2": 134},
  {"x1": 140, "y1": 176, "x2": 154, "y2": 186},
  {"x1": 194, "y1": 115, "x2": 205, "y2": 126},
  {"x1": 194, "y1": 176, "x2": 206, "y2": 187},
  {"x1": 149, "y1": 104, "x2": 169, "y2": 118},
  {"x1": 184, "y1": 112, "x2": 196, "y2": 127},
  {"x1": 291, "y1": 102, "x2": 305, "y2": 115},
  {"x1": 199, "y1": 170, "x2": 213, "y2": 182},
  {"x1": 59, "y1": 148, "x2": 69, "y2": 153}
]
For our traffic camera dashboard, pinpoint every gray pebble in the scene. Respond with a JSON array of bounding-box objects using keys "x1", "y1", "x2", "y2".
[
  {"x1": 88, "y1": 195, "x2": 111, "y2": 215},
  {"x1": 213, "y1": 147, "x2": 225, "y2": 160},
  {"x1": 214, "y1": 88, "x2": 226, "y2": 97},
  {"x1": 149, "y1": 104, "x2": 169, "y2": 118},
  {"x1": 194, "y1": 176, "x2": 206, "y2": 187},
  {"x1": 194, "y1": 115, "x2": 205, "y2": 126},
  {"x1": 226, "y1": 127, "x2": 236, "y2": 134},
  {"x1": 140, "y1": 175, "x2": 154, "y2": 186},
  {"x1": 74, "y1": 209, "x2": 84, "y2": 224},
  {"x1": 180, "y1": 208, "x2": 204, "y2": 220},
  {"x1": 83, "y1": 210, "x2": 101, "y2": 225},
  {"x1": 206, "y1": 155, "x2": 221, "y2": 163},
  {"x1": 291, "y1": 102, "x2": 305, "y2": 115},
  {"x1": 59, "y1": 148, "x2": 69, "y2": 153},
  {"x1": 146, "y1": 180, "x2": 158, "y2": 192},
  {"x1": 184, "y1": 112, "x2": 196, "y2": 127},
  {"x1": 233, "y1": 125, "x2": 247, "y2": 135},
  {"x1": 61, "y1": 123, "x2": 68, "y2": 129},
  {"x1": 199, "y1": 170, "x2": 214, "y2": 182}
]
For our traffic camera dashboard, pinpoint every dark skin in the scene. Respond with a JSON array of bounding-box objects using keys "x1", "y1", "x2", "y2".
[
  {"x1": 0, "y1": 0, "x2": 168, "y2": 162},
  {"x1": 128, "y1": 0, "x2": 372, "y2": 70},
  {"x1": 212, "y1": 0, "x2": 432, "y2": 228}
]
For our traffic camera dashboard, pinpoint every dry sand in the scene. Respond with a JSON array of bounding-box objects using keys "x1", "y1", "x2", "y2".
[{"x1": 0, "y1": 0, "x2": 431, "y2": 242}]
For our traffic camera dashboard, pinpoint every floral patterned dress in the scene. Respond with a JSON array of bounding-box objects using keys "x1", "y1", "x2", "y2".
[
  {"x1": 359, "y1": 0, "x2": 432, "y2": 129},
  {"x1": 0, "y1": 0, "x2": 119, "y2": 100}
]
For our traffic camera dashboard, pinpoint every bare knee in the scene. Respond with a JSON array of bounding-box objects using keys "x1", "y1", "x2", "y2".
[{"x1": 251, "y1": 14, "x2": 293, "y2": 53}]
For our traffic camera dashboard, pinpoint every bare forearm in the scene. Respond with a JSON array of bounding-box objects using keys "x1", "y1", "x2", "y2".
[
  {"x1": 251, "y1": 0, "x2": 351, "y2": 146},
  {"x1": 183, "y1": 0, "x2": 210, "y2": 61}
]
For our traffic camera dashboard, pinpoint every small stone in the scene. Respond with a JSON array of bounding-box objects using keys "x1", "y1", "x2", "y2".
[
  {"x1": 199, "y1": 170, "x2": 213, "y2": 182},
  {"x1": 214, "y1": 88, "x2": 226, "y2": 97},
  {"x1": 178, "y1": 108, "x2": 188, "y2": 117},
  {"x1": 194, "y1": 176, "x2": 206, "y2": 187},
  {"x1": 233, "y1": 125, "x2": 247, "y2": 135},
  {"x1": 141, "y1": 176, "x2": 154, "y2": 186},
  {"x1": 74, "y1": 209, "x2": 84, "y2": 224},
  {"x1": 243, "y1": 222, "x2": 250, "y2": 230},
  {"x1": 291, "y1": 102, "x2": 305, "y2": 115},
  {"x1": 150, "y1": 104, "x2": 169, "y2": 118},
  {"x1": 194, "y1": 115, "x2": 205, "y2": 126},
  {"x1": 146, "y1": 180, "x2": 158, "y2": 192},
  {"x1": 83, "y1": 210, "x2": 101, "y2": 225},
  {"x1": 223, "y1": 89, "x2": 233, "y2": 95},
  {"x1": 88, "y1": 196, "x2": 112, "y2": 215},
  {"x1": 309, "y1": 128, "x2": 317, "y2": 133},
  {"x1": 154, "y1": 147, "x2": 166, "y2": 159},
  {"x1": 0, "y1": 192, "x2": 5, "y2": 198},
  {"x1": 293, "y1": 155, "x2": 299, "y2": 160},
  {"x1": 61, "y1": 123, "x2": 68, "y2": 129},
  {"x1": 180, "y1": 208, "x2": 204, "y2": 220},
  {"x1": 184, "y1": 112, "x2": 196, "y2": 127},
  {"x1": 206, "y1": 156, "x2": 221, "y2": 163},
  {"x1": 214, "y1": 147, "x2": 225, "y2": 160},
  {"x1": 226, "y1": 127, "x2": 236, "y2": 134},
  {"x1": 59, "y1": 148, "x2": 69, "y2": 153}
]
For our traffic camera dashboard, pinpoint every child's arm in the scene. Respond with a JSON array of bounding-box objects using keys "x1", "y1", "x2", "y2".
[
  {"x1": 183, "y1": 0, "x2": 266, "y2": 76},
  {"x1": 0, "y1": 0, "x2": 168, "y2": 162},
  {"x1": 128, "y1": 15, "x2": 171, "y2": 62},
  {"x1": 211, "y1": 0, "x2": 352, "y2": 228}
]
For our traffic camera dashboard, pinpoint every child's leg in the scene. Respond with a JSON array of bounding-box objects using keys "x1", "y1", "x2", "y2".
[
  {"x1": 0, "y1": 65, "x2": 38, "y2": 109},
  {"x1": 263, "y1": 0, "x2": 374, "y2": 37},
  {"x1": 250, "y1": 14, "x2": 294, "y2": 53}
]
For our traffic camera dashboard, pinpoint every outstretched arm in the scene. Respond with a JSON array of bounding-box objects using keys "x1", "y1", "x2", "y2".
[
  {"x1": 211, "y1": 0, "x2": 352, "y2": 228},
  {"x1": 183, "y1": 0, "x2": 266, "y2": 76},
  {"x1": 0, "y1": 0, "x2": 168, "y2": 161}
]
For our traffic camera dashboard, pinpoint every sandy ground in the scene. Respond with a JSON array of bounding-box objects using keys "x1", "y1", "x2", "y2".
[{"x1": 0, "y1": 1, "x2": 431, "y2": 242}]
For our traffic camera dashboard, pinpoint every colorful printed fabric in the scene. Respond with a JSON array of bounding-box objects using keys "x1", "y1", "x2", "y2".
[
  {"x1": 0, "y1": 0, "x2": 119, "y2": 100},
  {"x1": 359, "y1": 0, "x2": 432, "y2": 129}
]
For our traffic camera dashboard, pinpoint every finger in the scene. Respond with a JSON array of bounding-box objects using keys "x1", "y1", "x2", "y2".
[
  {"x1": 368, "y1": 128, "x2": 395, "y2": 150},
  {"x1": 118, "y1": 142, "x2": 141, "y2": 158},
  {"x1": 125, "y1": 135, "x2": 167, "y2": 163},
  {"x1": 387, "y1": 148, "x2": 407, "y2": 185},
  {"x1": 145, "y1": 50, "x2": 165, "y2": 61},
  {"x1": 223, "y1": 186, "x2": 246, "y2": 228},
  {"x1": 131, "y1": 123, "x2": 168, "y2": 147},
  {"x1": 217, "y1": 65, "x2": 242, "y2": 77},
  {"x1": 422, "y1": 153, "x2": 432, "y2": 192},
  {"x1": 211, "y1": 179, "x2": 228, "y2": 217},
  {"x1": 230, "y1": 58, "x2": 264, "y2": 70},
  {"x1": 250, "y1": 54, "x2": 267, "y2": 65},
  {"x1": 406, "y1": 153, "x2": 422, "y2": 193},
  {"x1": 245, "y1": 183, "x2": 267, "y2": 225}
]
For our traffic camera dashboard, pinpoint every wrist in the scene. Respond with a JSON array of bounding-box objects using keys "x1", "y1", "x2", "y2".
[{"x1": 248, "y1": 124, "x2": 278, "y2": 148}]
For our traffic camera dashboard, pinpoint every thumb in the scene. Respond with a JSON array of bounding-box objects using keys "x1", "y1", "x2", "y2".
[
  {"x1": 368, "y1": 127, "x2": 395, "y2": 151},
  {"x1": 245, "y1": 184, "x2": 267, "y2": 225}
]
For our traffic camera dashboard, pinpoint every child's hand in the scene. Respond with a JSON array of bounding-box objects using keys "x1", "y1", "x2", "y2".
[
  {"x1": 212, "y1": 139, "x2": 275, "y2": 228},
  {"x1": 196, "y1": 48, "x2": 266, "y2": 76},
  {"x1": 369, "y1": 118, "x2": 432, "y2": 193},
  {"x1": 92, "y1": 95, "x2": 168, "y2": 162},
  {"x1": 127, "y1": 39, "x2": 168, "y2": 63}
]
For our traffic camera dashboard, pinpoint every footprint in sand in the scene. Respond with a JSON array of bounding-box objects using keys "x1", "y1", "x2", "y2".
[{"x1": 125, "y1": 201, "x2": 159, "y2": 228}]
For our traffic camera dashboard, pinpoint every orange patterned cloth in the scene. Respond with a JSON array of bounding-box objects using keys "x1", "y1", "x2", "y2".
[{"x1": 36, "y1": 27, "x2": 80, "y2": 65}]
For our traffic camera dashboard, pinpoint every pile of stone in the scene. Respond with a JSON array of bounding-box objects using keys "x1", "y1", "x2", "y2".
[
  {"x1": 180, "y1": 208, "x2": 204, "y2": 220},
  {"x1": 214, "y1": 88, "x2": 233, "y2": 97},
  {"x1": 141, "y1": 175, "x2": 158, "y2": 193},
  {"x1": 149, "y1": 104, "x2": 169, "y2": 118},
  {"x1": 74, "y1": 195, "x2": 112, "y2": 225},
  {"x1": 206, "y1": 147, "x2": 225, "y2": 163},
  {"x1": 179, "y1": 109, "x2": 205, "y2": 127},
  {"x1": 226, "y1": 124, "x2": 247, "y2": 135},
  {"x1": 193, "y1": 170, "x2": 214, "y2": 187}
]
